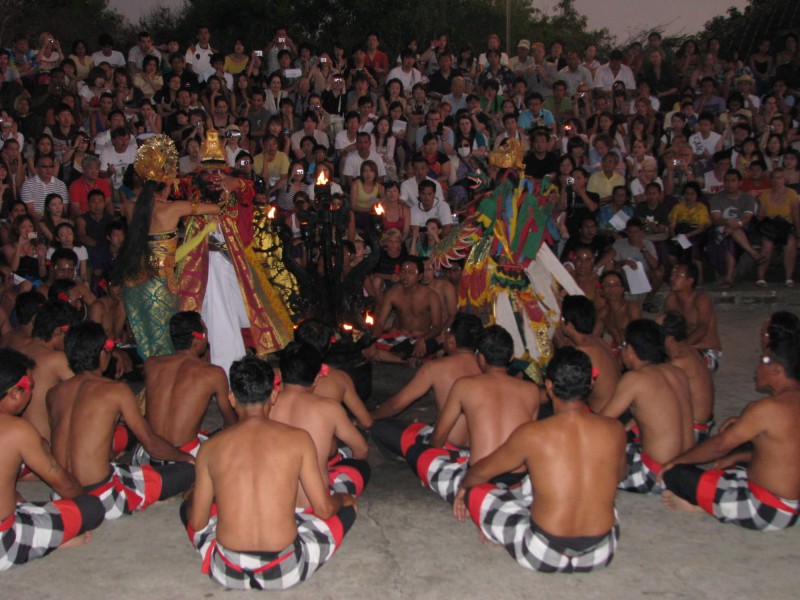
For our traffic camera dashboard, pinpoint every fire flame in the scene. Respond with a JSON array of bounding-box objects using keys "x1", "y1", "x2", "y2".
[
  {"x1": 374, "y1": 203, "x2": 385, "y2": 216},
  {"x1": 365, "y1": 313, "x2": 374, "y2": 326},
  {"x1": 316, "y1": 171, "x2": 329, "y2": 186},
  {"x1": 342, "y1": 323, "x2": 353, "y2": 331},
  {"x1": 267, "y1": 206, "x2": 276, "y2": 219}
]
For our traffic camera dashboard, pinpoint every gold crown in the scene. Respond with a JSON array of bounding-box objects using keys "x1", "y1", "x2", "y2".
[
  {"x1": 200, "y1": 130, "x2": 227, "y2": 166},
  {"x1": 488, "y1": 138, "x2": 526, "y2": 170},
  {"x1": 134, "y1": 135, "x2": 179, "y2": 183}
]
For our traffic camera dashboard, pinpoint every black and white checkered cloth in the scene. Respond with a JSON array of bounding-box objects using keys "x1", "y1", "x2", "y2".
[
  {"x1": 406, "y1": 442, "x2": 470, "y2": 504},
  {"x1": 618, "y1": 440, "x2": 664, "y2": 494},
  {"x1": 131, "y1": 433, "x2": 208, "y2": 466},
  {"x1": 699, "y1": 348, "x2": 721, "y2": 372},
  {"x1": 0, "y1": 501, "x2": 78, "y2": 572},
  {"x1": 465, "y1": 477, "x2": 619, "y2": 573},
  {"x1": 85, "y1": 463, "x2": 163, "y2": 520},
  {"x1": 189, "y1": 506, "x2": 356, "y2": 590},
  {"x1": 327, "y1": 454, "x2": 370, "y2": 498},
  {"x1": 693, "y1": 419, "x2": 715, "y2": 444},
  {"x1": 696, "y1": 466, "x2": 800, "y2": 531}
]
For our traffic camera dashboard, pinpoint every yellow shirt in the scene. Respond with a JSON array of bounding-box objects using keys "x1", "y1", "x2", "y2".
[
  {"x1": 758, "y1": 188, "x2": 798, "y2": 221},
  {"x1": 669, "y1": 202, "x2": 711, "y2": 228},
  {"x1": 587, "y1": 171, "x2": 625, "y2": 199},
  {"x1": 253, "y1": 151, "x2": 290, "y2": 184}
]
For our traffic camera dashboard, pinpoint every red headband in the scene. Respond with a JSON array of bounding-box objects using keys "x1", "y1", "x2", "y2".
[
  {"x1": 192, "y1": 331, "x2": 206, "y2": 340},
  {"x1": 320, "y1": 364, "x2": 330, "y2": 377},
  {"x1": 57, "y1": 293, "x2": 70, "y2": 302},
  {"x1": 8, "y1": 374, "x2": 32, "y2": 394},
  {"x1": 591, "y1": 367, "x2": 600, "y2": 380},
  {"x1": 103, "y1": 339, "x2": 118, "y2": 352},
  {"x1": 273, "y1": 374, "x2": 282, "y2": 389}
]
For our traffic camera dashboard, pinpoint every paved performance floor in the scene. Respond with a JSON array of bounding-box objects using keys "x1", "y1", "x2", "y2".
[{"x1": 6, "y1": 305, "x2": 800, "y2": 599}]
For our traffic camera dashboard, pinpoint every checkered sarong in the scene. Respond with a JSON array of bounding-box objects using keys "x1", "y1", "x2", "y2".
[
  {"x1": 374, "y1": 330, "x2": 416, "y2": 351},
  {"x1": 327, "y1": 451, "x2": 370, "y2": 498},
  {"x1": 618, "y1": 440, "x2": 663, "y2": 494},
  {"x1": 465, "y1": 477, "x2": 618, "y2": 573},
  {"x1": 696, "y1": 467, "x2": 800, "y2": 531},
  {"x1": 131, "y1": 433, "x2": 208, "y2": 466},
  {"x1": 693, "y1": 419, "x2": 715, "y2": 444},
  {"x1": 188, "y1": 506, "x2": 356, "y2": 590},
  {"x1": 0, "y1": 500, "x2": 82, "y2": 572},
  {"x1": 699, "y1": 348, "x2": 721, "y2": 373},
  {"x1": 406, "y1": 442, "x2": 470, "y2": 504},
  {"x1": 85, "y1": 463, "x2": 163, "y2": 520}
]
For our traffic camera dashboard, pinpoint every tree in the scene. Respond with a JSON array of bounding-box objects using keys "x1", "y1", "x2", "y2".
[{"x1": 700, "y1": 0, "x2": 800, "y2": 58}]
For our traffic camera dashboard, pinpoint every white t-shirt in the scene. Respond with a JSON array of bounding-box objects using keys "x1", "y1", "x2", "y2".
[
  {"x1": 385, "y1": 66, "x2": 423, "y2": 93},
  {"x1": 46, "y1": 245, "x2": 89, "y2": 280},
  {"x1": 91, "y1": 50, "x2": 126, "y2": 69},
  {"x1": 341, "y1": 150, "x2": 386, "y2": 179},
  {"x1": 99, "y1": 144, "x2": 138, "y2": 190},
  {"x1": 688, "y1": 131, "x2": 722, "y2": 156},
  {"x1": 409, "y1": 197, "x2": 454, "y2": 228},
  {"x1": 185, "y1": 45, "x2": 215, "y2": 75}
]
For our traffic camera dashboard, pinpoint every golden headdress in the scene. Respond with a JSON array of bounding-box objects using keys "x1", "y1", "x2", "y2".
[
  {"x1": 199, "y1": 130, "x2": 227, "y2": 167},
  {"x1": 134, "y1": 135, "x2": 179, "y2": 183},
  {"x1": 488, "y1": 138, "x2": 526, "y2": 170}
]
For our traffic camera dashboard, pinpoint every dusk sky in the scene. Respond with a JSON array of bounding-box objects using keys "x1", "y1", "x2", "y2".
[{"x1": 111, "y1": 0, "x2": 750, "y2": 43}]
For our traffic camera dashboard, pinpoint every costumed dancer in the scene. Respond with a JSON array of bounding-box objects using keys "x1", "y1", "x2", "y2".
[
  {"x1": 175, "y1": 131, "x2": 294, "y2": 374},
  {"x1": 115, "y1": 135, "x2": 221, "y2": 359}
]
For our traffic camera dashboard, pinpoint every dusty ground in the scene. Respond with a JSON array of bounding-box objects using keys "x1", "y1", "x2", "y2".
[{"x1": 5, "y1": 303, "x2": 800, "y2": 599}]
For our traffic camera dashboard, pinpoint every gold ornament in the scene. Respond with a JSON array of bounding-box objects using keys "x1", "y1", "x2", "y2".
[
  {"x1": 199, "y1": 130, "x2": 227, "y2": 166},
  {"x1": 134, "y1": 135, "x2": 179, "y2": 184},
  {"x1": 488, "y1": 137, "x2": 526, "y2": 170}
]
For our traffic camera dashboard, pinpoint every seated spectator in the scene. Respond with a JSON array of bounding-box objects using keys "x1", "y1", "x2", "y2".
[
  {"x1": 523, "y1": 129, "x2": 559, "y2": 181},
  {"x1": 597, "y1": 186, "x2": 635, "y2": 240},
  {"x1": 613, "y1": 217, "x2": 664, "y2": 311},
  {"x1": 588, "y1": 152, "x2": 625, "y2": 205},
  {"x1": 46, "y1": 223, "x2": 88, "y2": 282},
  {"x1": 755, "y1": 168, "x2": 798, "y2": 287},
  {"x1": 89, "y1": 220, "x2": 125, "y2": 289},
  {"x1": 741, "y1": 159, "x2": 771, "y2": 196},
  {"x1": 708, "y1": 169, "x2": 762, "y2": 287},
  {"x1": 668, "y1": 182, "x2": 710, "y2": 282}
]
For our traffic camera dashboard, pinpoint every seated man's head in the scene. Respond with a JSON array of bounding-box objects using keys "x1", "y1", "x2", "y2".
[
  {"x1": 64, "y1": 321, "x2": 111, "y2": 374},
  {"x1": 561, "y1": 295, "x2": 596, "y2": 336},
  {"x1": 477, "y1": 325, "x2": 514, "y2": 369},
  {"x1": 280, "y1": 342, "x2": 324, "y2": 387},
  {"x1": 229, "y1": 356, "x2": 276, "y2": 407},
  {"x1": 545, "y1": 347, "x2": 593, "y2": 402},
  {"x1": 600, "y1": 270, "x2": 625, "y2": 300},
  {"x1": 400, "y1": 257, "x2": 425, "y2": 287},
  {"x1": 295, "y1": 318, "x2": 334, "y2": 357},
  {"x1": 51, "y1": 247, "x2": 78, "y2": 281},
  {"x1": 32, "y1": 300, "x2": 79, "y2": 349},
  {"x1": 14, "y1": 291, "x2": 46, "y2": 326},
  {"x1": 444, "y1": 313, "x2": 484, "y2": 354},
  {"x1": 169, "y1": 311, "x2": 207, "y2": 353},
  {"x1": 624, "y1": 217, "x2": 645, "y2": 242},
  {"x1": 660, "y1": 310, "x2": 688, "y2": 343},
  {"x1": 623, "y1": 319, "x2": 667, "y2": 368},
  {"x1": 417, "y1": 179, "x2": 437, "y2": 210},
  {"x1": 0, "y1": 348, "x2": 34, "y2": 414},
  {"x1": 759, "y1": 337, "x2": 800, "y2": 389},
  {"x1": 572, "y1": 245, "x2": 595, "y2": 276}
]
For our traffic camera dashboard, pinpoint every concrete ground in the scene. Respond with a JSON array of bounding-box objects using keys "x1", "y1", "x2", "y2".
[{"x1": 5, "y1": 303, "x2": 800, "y2": 599}]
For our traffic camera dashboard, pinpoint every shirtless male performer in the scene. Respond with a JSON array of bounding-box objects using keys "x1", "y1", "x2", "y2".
[
  {"x1": 404, "y1": 325, "x2": 540, "y2": 504},
  {"x1": 132, "y1": 311, "x2": 236, "y2": 465},
  {"x1": 454, "y1": 347, "x2": 626, "y2": 573},
  {"x1": 664, "y1": 262, "x2": 722, "y2": 372},
  {"x1": 0, "y1": 349, "x2": 105, "y2": 572},
  {"x1": 661, "y1": 311, "x2": 715, "y2": 441},
  {"x1": 49, "y1": 322, "x2": 196, "y2": 520},
  {"x1": 599, "y1": 319, "x2": 694, "y2": 494},
  {"x1": 660, "y1": 333, "x2": 800, "y2": 530},
  {"x1": 594, "y1": 270, "x2": 641, "y2": 354},
  {"x1": 294, "y1": 318, "x2": 373, "y2": 429},
  {"x1": 567, "y1": 246, "x2": 603, "y2": 304},
  {"x1": 558, "y1": 295, "x2": 620, "y2": 412},
  {"x1": 19, "y1": 301, "x2": 80, "y2": 442},
  {"x1": 364, "y1": 256, "x2": 443, "y2": 364},
  {"x1": 88, "y1": 279, "x2": 128, "y2": 340},
  {"x1": 272, "y1": 342, "x2": 370, "y2": 507},
  {"x1": 369, "y1": 313, "x2": 484, "y2": 455},
  {"x1": 182, "y1": 356, "x2": 357, "y2": 591},
  {"x1": 0, "y1": 291, "x2": 44, "y2": 349},
  {"x1": 422, "y1": 259, "x2": 458, "y2": 340}
]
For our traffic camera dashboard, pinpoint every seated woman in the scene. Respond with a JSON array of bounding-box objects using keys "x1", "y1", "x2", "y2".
[
  {"x1": 2, "y1": 215, "x2": 47, "y2": 286},
  {"x1": 38, "y1": 193, "x2": 72, "y2": 244},
  {"x1": 410, "y1": 217, "x2": 442, "y2": 258},
  {"x1": 350, "y1": 160, "x2": 385, "y2": 232},
  {"x1": 756, "y1": 168, "x2": 799, "y2": 287},
  {"x1": 668, "y1": 182, "x2": 710, "y2": 283}
]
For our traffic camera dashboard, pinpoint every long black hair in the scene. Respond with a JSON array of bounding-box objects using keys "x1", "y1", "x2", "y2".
[{"x1": 113, "y1": 179, "x2": 162, "y2": 283}]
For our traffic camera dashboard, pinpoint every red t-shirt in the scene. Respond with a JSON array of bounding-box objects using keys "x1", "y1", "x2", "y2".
[
  {"x1": 364, "y1": 50, "x2": 389, "y2": 73},
  {"x1": 68, "y1": 176, "x2": 112, "y2": 214}
]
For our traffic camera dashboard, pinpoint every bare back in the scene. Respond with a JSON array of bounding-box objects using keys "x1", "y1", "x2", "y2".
[
  {"x1": 670, "y1": 345, "x2": 715, "y2": 423},
  {"x1": 522, "y1": 411, "x2": 626, "y2": 536},
  {"x1": 21, "y1": 341, "x2": 73, "y2": 441},
  {"x1": 578, "y1": 336, "x2": 621, "y2": 412},
  {"x1": 143, "y1": 353, "x2": 231, "y2": 446},
  {"x1": 454, "y1": 373, "x2": 540, "y2": 464},
  {"x1": 200, "y1": 420, "x2": 311, "y2": 551}
]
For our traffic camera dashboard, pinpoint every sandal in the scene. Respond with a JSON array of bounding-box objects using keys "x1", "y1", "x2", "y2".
[
  {"x1": 755, "y1": 279, "x2": 767, "y2": 287},
  {"x1": 787, "y1": 279, "x2": 796, "y2": 288}
]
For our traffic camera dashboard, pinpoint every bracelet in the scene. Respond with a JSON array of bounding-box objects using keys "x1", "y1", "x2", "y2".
[{"x1": 190, "y1": 197, "x2": 200, "y2": 216}]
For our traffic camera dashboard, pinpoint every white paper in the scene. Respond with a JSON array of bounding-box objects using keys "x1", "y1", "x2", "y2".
[
  {"x1": 622, "y1": 261, "x2": 652, "y2": 295},
  {"x1": 283, "y1": 68, "x2": 302, "y2": 78},
  {"x1": 392, "y1": 120, "x2": 407, "y2": 133},
  {"x1": 609, "y1": 210, "x2": 631, "y2": 232},
  {"x1": 674, "y1": 234, "x2": 693, "y2": 250}
]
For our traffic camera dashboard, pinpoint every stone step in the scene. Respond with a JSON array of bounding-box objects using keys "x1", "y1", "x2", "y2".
[{"x1": 652, "y1": 283, "x2": 800, "y2": 310}]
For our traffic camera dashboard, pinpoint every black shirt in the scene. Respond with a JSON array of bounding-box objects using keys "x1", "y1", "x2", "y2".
[{"x1": 523, "y1": 151, "x2": 560, "y2": 180}]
